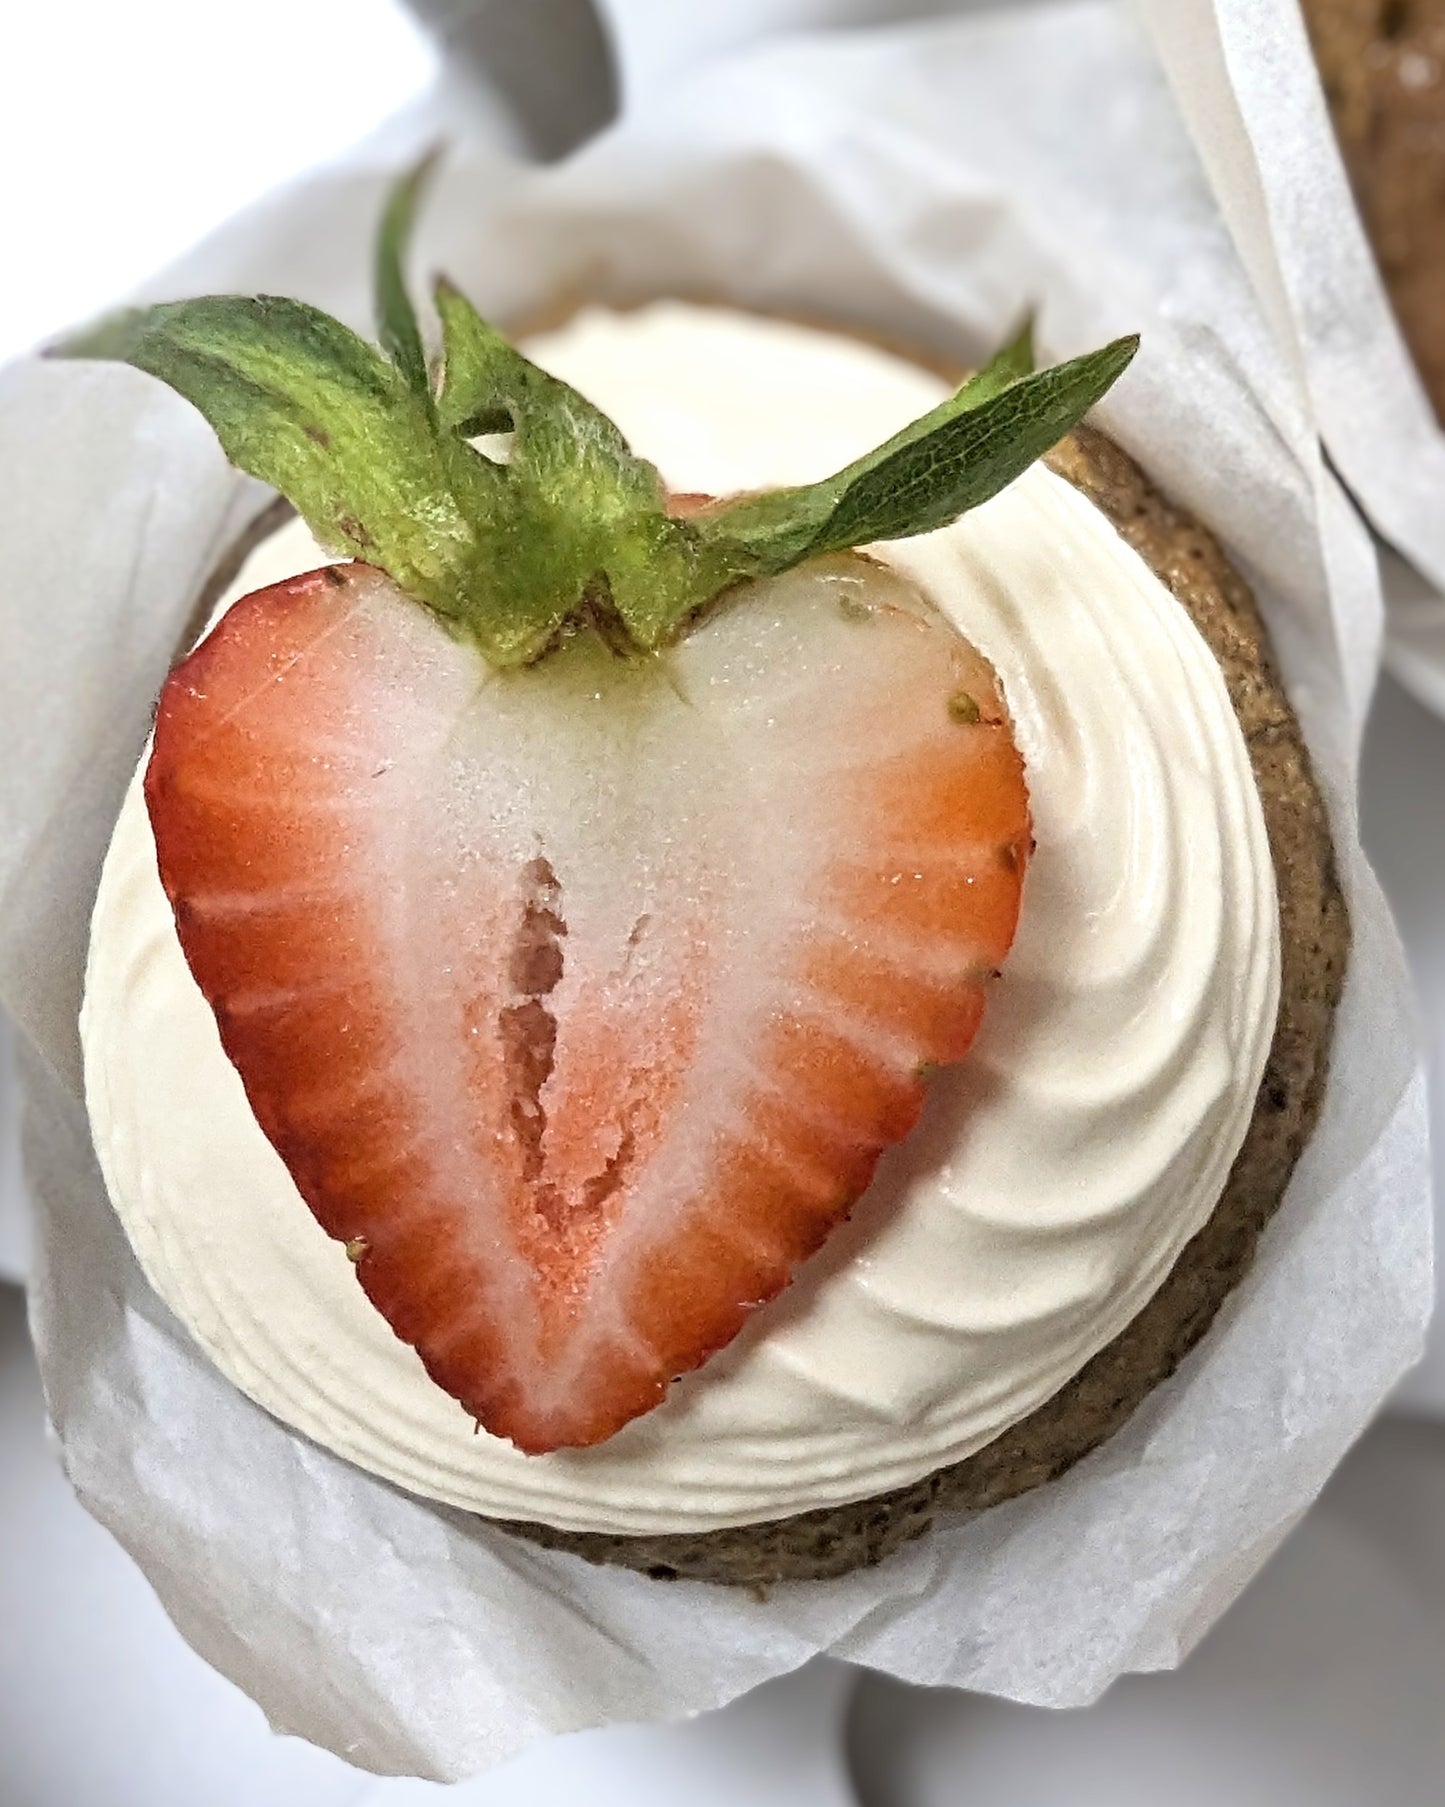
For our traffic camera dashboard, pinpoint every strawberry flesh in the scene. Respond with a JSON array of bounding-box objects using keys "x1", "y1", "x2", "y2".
[{"x1": 146, "y1": 552, "x2": 1030, "y2": 1451}]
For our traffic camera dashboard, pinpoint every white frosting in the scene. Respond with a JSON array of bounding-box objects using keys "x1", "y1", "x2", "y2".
[{"x1": 82, "y1": 304, "x2": 1280, "y2": 1534}]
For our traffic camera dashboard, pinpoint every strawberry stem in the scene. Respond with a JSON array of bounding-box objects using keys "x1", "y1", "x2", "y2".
[
  {"x1": 51, "y1": 154, "x2": 1138, "y2": 669},
  {"x1": 375, "y1": 145, "x2": 441, "y2": 405}
]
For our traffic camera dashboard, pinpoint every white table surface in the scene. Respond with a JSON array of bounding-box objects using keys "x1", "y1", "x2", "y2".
[
  {"x1": 9, "y1": 1269, "x2": 1445, "y2": 1806},
  {"x1": 0, "y1": 1285, "x2": 860, "y2": 1807},
  {"x1": 4, "y1": 1, "x2": 1445, "y2": 1800},
  {"x1": 848, "y1": 1415, "x2": 1445, "y2": 1807}
]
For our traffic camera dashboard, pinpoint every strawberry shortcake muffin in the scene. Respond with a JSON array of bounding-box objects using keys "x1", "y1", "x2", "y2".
[{"x1": 73, "y1": 164, "x2": 1344, "y2": 1583}]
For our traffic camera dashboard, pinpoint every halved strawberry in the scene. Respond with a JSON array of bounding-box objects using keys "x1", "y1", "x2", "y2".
[
  {"x1": 146, "y1": 552, "x2": 1028, "y2": 1449},
  {"x1": 64, "y1": 154, "x2": 1132, "y2": 1450}
]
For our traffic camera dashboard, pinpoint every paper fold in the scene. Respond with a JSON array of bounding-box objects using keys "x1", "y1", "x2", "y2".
[{"x1": 1139, "y1": 0, "x2": 1445, "y2": 699}]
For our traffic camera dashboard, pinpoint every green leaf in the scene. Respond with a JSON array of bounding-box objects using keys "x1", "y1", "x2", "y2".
[
  {"x1": 694, "y1": 332, "x2": 1138, "y2": 573},
  {"x1": 432, "y1": 279, "x2": 739, "y2": 650},
  {"x1": 375, "y1": 146, "x2": 441, "y2": 400},
  {"x1": 433, "y1": 277, "x2": 534, "y2": 436},
  {"x1": 957, "y1": 312, "x2": 1035, "y2": 401},
  {"x1": 51, "y1": 159, "x2": 1140, "y2": 670},
  {"x1": 55, "y1": 293, "x2": 587, "y2": 662},
  {"x1": 676, "y1": 316, "x2": 1037, "y2": 572},
  {"x1": 435, "y1": 278, "x2": 617, "y2": 450},
  {"x1": 57, "y1": 294, "x2": 475, "y2": 576}
]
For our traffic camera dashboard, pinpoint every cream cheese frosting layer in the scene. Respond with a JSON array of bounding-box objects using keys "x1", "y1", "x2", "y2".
[{"x1": 82, "y1": 304, "x2": 1281, "y2": 1535}]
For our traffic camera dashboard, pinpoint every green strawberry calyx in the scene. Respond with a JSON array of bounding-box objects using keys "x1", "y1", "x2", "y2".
[{"x1": 53, "y1": 153, "x2": 1139, "y2": 670}]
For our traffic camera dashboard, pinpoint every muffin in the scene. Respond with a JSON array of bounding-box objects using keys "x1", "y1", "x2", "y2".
[
  {"x1": 1303, "y1": 0, "x2": 1445, "y2": 421},
  {"x1": 72, "y1": 188, "x2": 1345, "y2": 1586}
]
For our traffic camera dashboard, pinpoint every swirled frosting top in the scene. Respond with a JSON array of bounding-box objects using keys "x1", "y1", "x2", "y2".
[{"x1": 82, "y1": 303, "x2": 1279, "y2": 1533}]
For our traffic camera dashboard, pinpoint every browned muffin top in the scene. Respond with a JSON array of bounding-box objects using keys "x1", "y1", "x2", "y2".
[{"x1": 1304, "y1": 0, "x2": 1445, "y2": 420}]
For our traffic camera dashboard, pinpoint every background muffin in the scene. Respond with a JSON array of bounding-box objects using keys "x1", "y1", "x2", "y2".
[{"x1": 1303, "y1": 0, "x2": 1445, "y2": 420}]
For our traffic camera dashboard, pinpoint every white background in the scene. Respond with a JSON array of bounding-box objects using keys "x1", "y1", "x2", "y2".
[{"x1": 0, "y1": 1, "x2": 436, "y2": 364}]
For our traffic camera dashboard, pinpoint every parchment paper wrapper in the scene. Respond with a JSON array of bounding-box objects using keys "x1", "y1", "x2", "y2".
[
  {"x1": 1139, "y1": 0, "x2": 1445, "y2": 706},
  {"x1": 0, "y1": 2, "x2": 1431, "y2": 1781}
]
